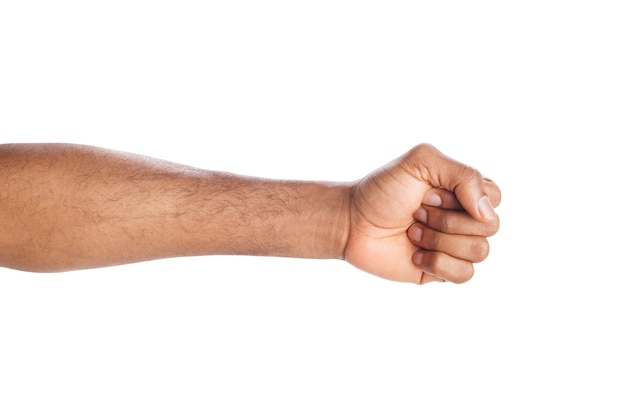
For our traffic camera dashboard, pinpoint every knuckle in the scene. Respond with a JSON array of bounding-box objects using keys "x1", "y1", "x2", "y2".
[
  {"x1": 430, "y1": 253, "x2": 474, "y2": 284},
  {"x1": 484, "y1": 216, "x2": 500, "y2": 236},
  {"x1": 436, "y1": 213, "x2": 453, "y2": 233},
  {"x1": 427, "y1": 232, "x2": 441, "y2": 251},
  {"x1": 407, "y1": 144, "x2": 438, "y2": 172},
  {"x1": 455, "y1": 264, "x2": 475, "y2": 284},
  {"x1": 458, "y1": 165, "x2": 483, "y2": 187},
  {"x1": 411, "y1": 143, "x2": 436, "y2": 158},
  {"x1": 427, "y1": 252, "x2": 445, "y2": 275},
  {"x1": 472, "y1": 239, "x2": 490, "y2": 262}
]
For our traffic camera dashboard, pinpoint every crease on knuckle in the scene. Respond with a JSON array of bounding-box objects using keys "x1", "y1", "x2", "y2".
[
  {"x1": 455, "y1": 165, "x2": 483, "y2": 195},
  {"x1": 427, "y1": 232, "x2": 441, "y2": 251},
  {"x1": 438, "y1": 214, "x2": 453, "y2": 233}
]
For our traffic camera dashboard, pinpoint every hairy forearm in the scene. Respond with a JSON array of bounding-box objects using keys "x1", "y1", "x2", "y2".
[{"x1": 0, "y1": 143, "x2": 351, "y2": 272}]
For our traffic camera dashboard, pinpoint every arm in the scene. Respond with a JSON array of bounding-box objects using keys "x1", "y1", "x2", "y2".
[
  {"x1": 0, "y1": 143, "x2": 350, "y2": 271},
  {"x1": 0, "y1": 143, "x2": 500, "y2": 283}
]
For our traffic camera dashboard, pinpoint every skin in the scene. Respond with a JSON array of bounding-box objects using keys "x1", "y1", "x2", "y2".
[
  {"x1": 0, "y1": 143, "x2": 500, "y2": 284},
  {"x1": 346, "y1": 144, "x2": 500, "y2": 284}
]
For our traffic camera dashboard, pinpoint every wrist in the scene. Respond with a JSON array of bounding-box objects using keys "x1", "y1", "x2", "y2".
[{"x1": 315, "y1": 182, "x2": 352, "y2": 260}]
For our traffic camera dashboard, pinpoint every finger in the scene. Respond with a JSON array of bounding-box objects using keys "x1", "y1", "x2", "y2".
[
  {"x1": 422, "y1": 180, "x2": 501, "y2": 210},
  {"x1": 413, "y1": 205, "x2": 499, "y2": 237},
  {"x1": 403, "y1": 144, "x2": 498, "y2": 222},
  {"x1": 407, "y1": 223, "x2": 490, "y2": 263},
  {"x1": 412, "y1": 249, "x2": 474, "y2": 284}
]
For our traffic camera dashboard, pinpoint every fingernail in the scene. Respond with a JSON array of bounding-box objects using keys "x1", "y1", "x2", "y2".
[
  {"x1": 423, "y1": 193, "x2": 442, "y2": 207},
  {"x1": 478, "y1": 195, "x2": 497, "y2": 221},
  {"x1": 415, "y1": 207, "x2": 427, "y2": 224},
  {"x1": 413, "y1": 250, "x2": 424, "y2": 265},
  {"x1": 410, "y1": 225, "x2": 423, "y2": 242}
]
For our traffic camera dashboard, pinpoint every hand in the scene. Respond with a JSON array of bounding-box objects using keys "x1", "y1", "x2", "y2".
[{"x1": 344, "y1": 144, "x2": 501, "y2": 284}]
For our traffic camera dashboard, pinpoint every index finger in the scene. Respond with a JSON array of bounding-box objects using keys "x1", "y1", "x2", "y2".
[{"x1": 423, "y1": 179, "x2": 501, "y2": 210}]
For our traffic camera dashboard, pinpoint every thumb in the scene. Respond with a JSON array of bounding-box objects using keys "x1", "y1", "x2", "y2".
[{"x1": 403, "y1": 144, "x2": 497, "y2": 222}]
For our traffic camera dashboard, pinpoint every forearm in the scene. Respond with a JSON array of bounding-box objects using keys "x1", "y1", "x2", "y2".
[{"x1": 0, "y1": 143, "x2": 351, "y2": 272}]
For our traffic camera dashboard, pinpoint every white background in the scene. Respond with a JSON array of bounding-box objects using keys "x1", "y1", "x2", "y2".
[{"x1": 1, "y1": 1, "x2": 625, "y2": 415}]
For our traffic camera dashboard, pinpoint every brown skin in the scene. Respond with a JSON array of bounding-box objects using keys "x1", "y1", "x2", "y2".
[
  {"x1": 346, "y1": 144, "x2": 500, "y2": 284},
  {"x1": 0, "y1": 143, "x2": 500, "y2": 284}
]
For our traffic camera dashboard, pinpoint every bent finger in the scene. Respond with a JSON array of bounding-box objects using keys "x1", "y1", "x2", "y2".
[
  {"x1": 423, "y1": 180, "x2": 501, "y2": 210},
  {"x1": 412, "y1": 249, "x2": 475, "y2": 284},
  {"x1": 408, "y1": 223, "x2": 490, "y2": 262},
  {"x1": 403, "y1": 143, "x2": 496, "y2": 222},
  {"x1": 413, "y1": 205, "x2": 499, "y2": 237}
]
